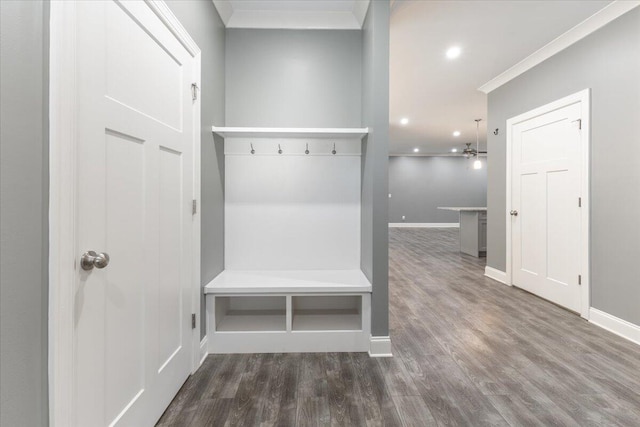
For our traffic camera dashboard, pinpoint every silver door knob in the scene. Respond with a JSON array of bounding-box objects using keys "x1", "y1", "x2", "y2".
[
  {"x1": 510, "y1": 210, "x2": 518, "y2": 216},
  {"x1": 81, "y1": 251, "x2": 110, "y2": 271}
]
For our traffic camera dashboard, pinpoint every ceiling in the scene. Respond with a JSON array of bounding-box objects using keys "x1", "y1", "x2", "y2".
[
  {"x1": 390, "y1": 0, "x2": 611, "y2": 155},
  {"x1": 211, "y1": 1, "x2": 614, "y2": 155},
  {"x1": 212, "y1": 0, "x2": 370, "y2": 29}
]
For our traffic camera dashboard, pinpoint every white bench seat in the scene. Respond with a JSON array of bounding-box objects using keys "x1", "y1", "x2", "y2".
[{"x1": 204, "y1": 269, "x2": 372, "y2": 294}]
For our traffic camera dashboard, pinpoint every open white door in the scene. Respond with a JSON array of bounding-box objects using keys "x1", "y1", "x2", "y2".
[
  {"x1": 507, "y1": 90, "x2": 589, "y2": 317},
  {"x1": 50, "y1": 1, "x2": 200, "y2": 426}
]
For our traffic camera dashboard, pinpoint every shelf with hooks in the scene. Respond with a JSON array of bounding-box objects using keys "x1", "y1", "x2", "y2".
[{"x1": 211, "y1": 126, "x2": 369, "y2": 139}]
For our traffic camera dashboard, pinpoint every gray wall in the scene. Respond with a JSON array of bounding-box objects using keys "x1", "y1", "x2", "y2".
[
  {"x1": 389, "y1": 156, "x2": 487, "y2": 223},
  {"x1": 361, "y1": 0, "x2": 390, "y2": 337},
  {"x1": 225, "y1": 29, "x2": 362, "y2": 127},
  {"x1": 487, "y1": 8, "x2": 640, "y2": 325},
  {"x1": 0, "y1": 0, "x2": 50, "y2": 425},
  {"x1": 165, "y1": 0, "x2": 226, "y2": 338}
]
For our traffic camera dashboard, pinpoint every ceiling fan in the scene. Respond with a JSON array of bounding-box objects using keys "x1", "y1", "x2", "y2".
[
  {"x1": 460, "y1": 142, "x2": 486, "y2": 158},
  {"x1": 453, "y1": 119, "x2": 487, "y2": 164},
  {"x1": 449, "y1": 119, "x2": 487, "y2": 169}
]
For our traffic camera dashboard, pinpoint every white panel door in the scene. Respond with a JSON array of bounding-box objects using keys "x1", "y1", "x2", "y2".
[
  {"x1": 74, "y1": 1, "x2": 195, "y2": 426},
  {"x1": 511, "y1": 102, "x2": 582, "y2": 312}
]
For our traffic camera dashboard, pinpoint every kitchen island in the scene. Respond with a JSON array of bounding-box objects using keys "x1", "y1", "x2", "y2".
[{"x1": 437, "y1": 207, "x2": 487, "y2": 257}]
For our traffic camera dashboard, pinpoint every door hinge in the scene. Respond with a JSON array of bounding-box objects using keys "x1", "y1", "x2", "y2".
[
  {"x1": 572, "y1": 118, "x2": 582, "y2": 130},
  {"x1": 191, "y1": 82, "x2": 199, "y2": 101},
  {"x1": 578, "y1": 275, "x2": 582, "y2": 285},
  {"x1": 192, "y1": 199, "x2": 197, "y2": 215},
  {"x1": 191, "y1": 313, "x2": 196, "y2": 329},
  {"x1": 578, "y1": 197, "x2": 582, "y2": 207}
]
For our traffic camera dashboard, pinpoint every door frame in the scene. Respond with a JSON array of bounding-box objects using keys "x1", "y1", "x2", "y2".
[
  {"x1": 48, "y1": 1, "x2": 202, "y2": 425},
  {"x1": 505, "y1": 88, "x2": 590, "y2": 319}
]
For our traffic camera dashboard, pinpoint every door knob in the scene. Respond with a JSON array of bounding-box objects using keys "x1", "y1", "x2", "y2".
[
  {"x1": 510, "y1": 210, "x2": 518, "y2": 216},
  {"x1": 81, "y1": 251, "x2": 110, "y2": 271}
]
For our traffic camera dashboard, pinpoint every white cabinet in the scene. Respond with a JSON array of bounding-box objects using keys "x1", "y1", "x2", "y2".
[
  {"x1": 205, "y1": 270, "x2": 371, "y2": 353},
  {"x1": 205, "y1": 128, "x2": 373, "y2": 353}
]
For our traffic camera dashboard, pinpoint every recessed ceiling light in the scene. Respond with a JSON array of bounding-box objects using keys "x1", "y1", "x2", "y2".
[
  {"x1": 446, "y1": 46, "x2": 461, "y2": 59},
  {"x1": 453, "y1": 130, "x2": 461, "y2": 137},
  {"x1": 451, "y1": 148, "x2": 458, "y2": 153},
  {"x1": 413, "y1": 148, "x2": 420, "y2": 153},
  {"x1": 400, "y1": 118, "x2": 409, "y2": 125}
]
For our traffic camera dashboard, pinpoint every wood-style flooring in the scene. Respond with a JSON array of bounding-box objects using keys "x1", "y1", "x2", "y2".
[{"x1": 157, "y1": 228, "x2": 640, "y2": 426}]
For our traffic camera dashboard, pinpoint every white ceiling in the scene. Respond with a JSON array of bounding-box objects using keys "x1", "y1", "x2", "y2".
[
  {"x1": 211, "y1": 0, "x2": 615, "y2": 155},
  {"x1": 212, "y1": 0, "x2": 370, "y2": 29},
  {"x1": 390, "y1": 0, "x2": 611, "y2": 155}
]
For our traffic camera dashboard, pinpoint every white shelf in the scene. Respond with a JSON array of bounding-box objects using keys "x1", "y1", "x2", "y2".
[
  {"x1": 292, "y1": 310, "x2": 361, "y2": 331},
  {"x1": 216, "y1": 311, "x2": 286, "y2": 332},
  {"x1": 205, "y1": 270, "x2": 372, "y2": 294},
  {"x1": 211, "y1": 126, "x2": 369, "y2": 139}
]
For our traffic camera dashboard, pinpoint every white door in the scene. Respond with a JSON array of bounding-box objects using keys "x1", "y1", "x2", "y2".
[
  {"x1": 510, "y1": 101, "x2": 584, "y2": 313},
  {"x1": 74, "y1": 1, "x2": 196, "y2": 425}
]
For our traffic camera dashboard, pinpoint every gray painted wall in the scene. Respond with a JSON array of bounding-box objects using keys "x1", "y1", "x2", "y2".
[
  {"x1": 225, "y1": 29, "x2": 362, "y2": 127},
  {"x1": 165, "y1": 0, "x2": 226, "y2": 339},
  {"x1": 361, "y1": 0, "x2": 390, "y2": 337},
  {"x1": 389, "y1": 156, "x2": 487, "y2": 223},
  {"x1": 0, "y1": 0, "x2": 49, "y2": 425},
  {"x1": 487, "y1": 8, "x2": 640, "y2": 325},
  {"x1": 166, "y1": 0, "x2": 225, "y2": 339}
]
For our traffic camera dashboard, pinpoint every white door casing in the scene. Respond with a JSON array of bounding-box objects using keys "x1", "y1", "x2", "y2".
[
  {"x1": 49, "y1": 1, "x2": 202, "y2": 426},
  {"x1": 506, "y1": 89, "x2": 590, "y2": 318}
]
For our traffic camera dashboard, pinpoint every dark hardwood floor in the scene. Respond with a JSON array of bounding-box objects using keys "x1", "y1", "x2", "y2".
[{"x1": 157, "y1": 228, "x2": 640, "y2": 426}]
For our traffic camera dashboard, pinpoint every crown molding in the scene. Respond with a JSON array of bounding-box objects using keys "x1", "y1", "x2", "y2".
[
  {"x1": 212, "y1": 0, "x2": 370, "y2": 29},
  {"x1": 478, "y1": 1, "x2": 640, "y2": 94}
]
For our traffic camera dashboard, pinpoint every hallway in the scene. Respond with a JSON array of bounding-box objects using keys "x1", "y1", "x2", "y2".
[{"x1": 158, "y1": 228, "x2": 640, "y2": 426}]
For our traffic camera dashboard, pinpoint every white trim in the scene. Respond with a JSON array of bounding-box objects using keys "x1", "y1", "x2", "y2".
[
  {"x1": 199, "y1": 336, "x2": 209, "y2": 366},
  {"x1": 479, "y1": 1, "x2": 640, "y2": 93},
  {"x1": 145, "y1": 0, "x2": 201, "y2": 57},
  {"x1": 211, "y1": 0, "x2": 369, "y2": 30},
  {"x1": 49, "y1": 2, "x2": 78, "y2": 425},
  {"x1": 368, "y1": 336, "x2": 393, "y2": 357},
  {"x1": 211, "y1": 126, "x2": 368, "y2": 139},
  {"x1": 505, "y1": 89, "x2": 591, "y2": 319},
  {"x1": 484, "y1": 266, "x2": 508, "y2": 285},
  {"x1": 190, "y1": 52, "x2": 202, "y2": 374},
  {"x1": 352, "y1": 0, "x2": 371, "y2": 27},
  {"x1": 589, "y1": 308, "x2": 640, "y2": 346},
  {"x1": 389, "y1": 223, "x2": 459, "y2": 228},
  {"x1": 389, "y1": 153, "x2": 486, "y2": 157},
  {"x1": 211, "y1": 0, "x2": 234, "y2": 25}
]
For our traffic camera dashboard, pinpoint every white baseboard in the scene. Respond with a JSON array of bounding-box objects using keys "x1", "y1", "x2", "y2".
[
  {"x1": 484, "y1": 266, "x2": 508, "y2": 285},
  {"x1": 369, "y1": 336, "x2": 393, "y2": 357},
  {"x1": 389, "y1": 223, "x2": 459, "y2": 228},
  {"x1": 589, "y1": 308, "x2": 640, "y2": 346},
  {"x1": 199, "y1": 336, "x2": 208, "y2": 366}
]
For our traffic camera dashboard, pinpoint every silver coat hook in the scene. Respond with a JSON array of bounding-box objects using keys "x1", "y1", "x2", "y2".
[
  {"x1": 331, "y1": 143, "x2": 337, "y2": 155},
  {"x1": 250, "y1": 143, "x2": 255, "y2": 154},
  {"x1": 278, "y1": 144, "x2": 283, "y2": 155},
  {"x1": 305, "y1": 143, "x2": 309, "y2": 155}
]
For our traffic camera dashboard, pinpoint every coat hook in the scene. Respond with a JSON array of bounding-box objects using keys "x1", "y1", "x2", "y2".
[
  {"x1": 305, "y1": 143, "x2": 310, "y2": 155},
  {"x1": 493, "y1": 128, "x2": 499, "y2": 135},
  {"x1": 332, "y1": 143, "x2": 337, "y2": 155},
  {"x1": 250, "y1": 143, "x2": 255, "y2": 154},
  {"x1": 278, "y1": 144, "x2": 283, "y2": 155}
]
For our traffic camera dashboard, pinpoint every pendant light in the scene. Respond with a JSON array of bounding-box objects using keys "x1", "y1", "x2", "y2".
[{"x1": 473, "y1": 119, "x2": 482, "y2": 170}]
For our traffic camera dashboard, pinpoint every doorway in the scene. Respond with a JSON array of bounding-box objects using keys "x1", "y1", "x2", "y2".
[
  {"x1": 49, "y1": 1, "x2": 202, "y2": 425},
  {"x1": 506, "y1": 89, "x2": 590, "y2": 317}
]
